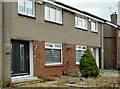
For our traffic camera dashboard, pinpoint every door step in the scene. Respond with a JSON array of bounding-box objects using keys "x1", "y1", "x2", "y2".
[
  {"x1": 11, "y1": 75, "x2": 38, "y2": 83},
  {"x1": 13, "y1": 78, "x2": 43, "y2": 87},
  {"x1": 11, "y1": 75, "x2": 43, "y2": 87}
]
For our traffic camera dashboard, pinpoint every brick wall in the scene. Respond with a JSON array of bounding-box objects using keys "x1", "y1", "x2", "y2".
[
  {"x1": 33, "y1": 41, "x2": 79, "y2": 78},
  {"x1": 62, "y1": 44, "x2": 79, "y2": 73}
]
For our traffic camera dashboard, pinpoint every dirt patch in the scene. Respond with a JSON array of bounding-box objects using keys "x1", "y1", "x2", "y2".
[{"x1": 17, "y1": 75, "x2": 119, "y2": 87}]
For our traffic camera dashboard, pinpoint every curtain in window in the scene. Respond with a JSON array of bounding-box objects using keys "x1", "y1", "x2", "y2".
[{"x1": 45, "y1": 49, "x2": 61, "y2": 64}]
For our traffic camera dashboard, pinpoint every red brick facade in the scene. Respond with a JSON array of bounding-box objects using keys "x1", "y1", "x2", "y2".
[{"x1": 33, "y1": 41, "x2": 79, "y2": 78}]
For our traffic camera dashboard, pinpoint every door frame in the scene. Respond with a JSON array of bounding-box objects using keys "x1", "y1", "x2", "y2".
[{"x1": 11, "y1": 41, "x2": 34, "y2": 79}]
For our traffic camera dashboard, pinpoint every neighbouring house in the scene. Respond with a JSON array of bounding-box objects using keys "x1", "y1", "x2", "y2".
[
  {"x1": 0, "y1": 0, "x2": 119, "y2": 83},
  {"x1": 104, "y1": 13, "x2": 120, "y2": 69}
]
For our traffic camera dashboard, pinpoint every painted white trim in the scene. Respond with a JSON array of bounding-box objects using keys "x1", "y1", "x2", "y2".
[
  {"x1": 45, "y1": 43, "x2": 62, "y2": 49},
  {"x1": 29, "y1": 41, "x2": 34, "y2": 76},
  {"x1": 45, "y1": 63, "x2": 62, "y2": 66}
]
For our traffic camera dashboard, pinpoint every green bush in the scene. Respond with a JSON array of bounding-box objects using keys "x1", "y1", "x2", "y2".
[
  {"x1": 117, "y1": 61, "x2": 120, "y2": 70},
  {"x1": 79, "y1": 49, "x2": 99, "y2": 77}
]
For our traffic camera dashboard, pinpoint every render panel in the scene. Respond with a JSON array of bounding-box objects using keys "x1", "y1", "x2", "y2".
[
  {"x1": 103, "y1": 24, "x2": 112, "y2": 37},
  {"x1": 64, "y1": 11, "x2": 101, "y2": 47},
  {"x1": 2, "y1": 2, "x2": 11, "y2": 81},
  {"x1": 0, "y1": 1, "x2": 2, "y2": 81},
  {"x1": 10, "y1": 2, "x2": 102, "y2": 47},
  {"x1": 104, "y1": 39, "x2": 112, "y2": 69}
]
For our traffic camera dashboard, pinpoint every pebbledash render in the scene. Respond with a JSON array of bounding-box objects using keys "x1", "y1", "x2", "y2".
[{"x1": 0, "y1": 0, "x2": 119, "y2": 82}]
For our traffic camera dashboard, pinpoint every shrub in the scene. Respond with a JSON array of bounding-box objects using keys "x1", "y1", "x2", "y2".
[
  {"x1": 117, "y1": 61, "x2": 120, "y2": 70},
  {"x1": 79, "y1": 49, "x2": 99, "y2": 78},
  {"x1": 3, "y1": 81, "x2": 13, "y2": 88}
]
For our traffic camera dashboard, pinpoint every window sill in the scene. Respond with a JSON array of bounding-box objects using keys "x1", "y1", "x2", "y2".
[
  {"x1": 45, "y1": 63, "x2": 63, "y2": 68},
  {"x1": 18, "y1": 12, "x2": 36, "y2": 19},
  {"x1": 76, "y1": 62, "x2": 79, "y2": 66},
  {"x1": 91, "y1": 31, "x2": 98, "y2": 34},
  {"x1": 45, "y1": 20, "x2": 63, "y2": 26},
  {"x1": 75, "y1": 27, "x2": 88, "y2": 31}
]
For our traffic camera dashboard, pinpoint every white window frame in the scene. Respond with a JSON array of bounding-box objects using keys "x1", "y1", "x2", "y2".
[
  {"x1": 45, "y1": 43, "x2": 62, "y2": 65},
  {"x1": 75, "y1": 16, "x2": 87, "y2": 30},
  {"x1": 45, "y1": 4, "x2": 62, "y2": 24},
  {"x1": 119, "y1": 30, "x2": 120, "y2": 37},
  {"x1": 91, "y1": 48, "x2": 99, "y2": 68},
  {"x1": 18, "y1": 0, "x2": 35, "y2": 17},
  {"x1": 91, "y1": 21, "x2": 98, "y2": 32},
  {"x1": 76, "y1": 45, "x2": 87, "y2": 64}
]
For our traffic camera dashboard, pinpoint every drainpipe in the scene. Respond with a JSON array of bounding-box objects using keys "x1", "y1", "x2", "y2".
[
  {"x1": 101, "y1": 23, "x2": 104, "y2": 70},
  {"x1": 0, "y1": 0, "x2": 2, "y2": 83}
]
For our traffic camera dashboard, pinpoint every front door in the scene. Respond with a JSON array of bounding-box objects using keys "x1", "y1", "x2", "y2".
[{"x1": 11, "y1": 40, "x2": 30, "y2": 77}]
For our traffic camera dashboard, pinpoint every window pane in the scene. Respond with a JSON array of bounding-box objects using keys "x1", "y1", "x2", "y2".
[
  {"x1": 54, "y1": 44, "x2": 61, "y2": 48},
  {"x1": 82, "y1": 18, "x2": 87, "y2": 28},
  {"x1": 75, "y1": 16, "x2": 78, "y2": 26},
  {"x1": 91, "y1": 22, "x2": 95, "y2": 31},
  {"x1": 26, "y1": 0, "x2": 33, "y2": 15},
  {"x1": 96, "y1": 22, "x2": 98, "y2": 32},
  {"x1": 18, "y1": 0, "x2": 25, "y2": 13},
  {"x1": 56, "y1": 10, "x2": 61, "y2": 22},
  {"x1": 45, "y1": 43, "x2": 53, "y2": 47},
  {"x1": 78, "y1": 17, "x2": 82, "y2": 27},
  {"x1": 45, "y1": 6, "x2": 50, "y2": 19},
  {"x1": 45, "y1": 49, "x2": 61, "y2": 64},
  {"x1": 93, "y1": 48, "x2": 96, "y2": 59},
  {"x1": 20, "y1": 44, "x2": 24, "y2": 70},
  {"x1": 76, "y1": 50, "x2": 82, "y2": 62},
  {"x1": 50, "y1": 7, "x2": 56, "y2": 21}
]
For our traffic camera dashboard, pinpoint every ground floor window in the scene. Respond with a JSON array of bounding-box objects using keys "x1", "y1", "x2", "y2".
[
  {"x1": 45, "y1": 43, "x2": 62, "y2": 65},
  {"x1": 76, "y1": 45, "x2": 87, "y2": 64}
]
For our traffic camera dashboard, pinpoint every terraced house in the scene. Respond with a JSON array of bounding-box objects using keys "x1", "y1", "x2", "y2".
[{"x1": 0, "y1": 0, "x2": 119, "y2": 82}]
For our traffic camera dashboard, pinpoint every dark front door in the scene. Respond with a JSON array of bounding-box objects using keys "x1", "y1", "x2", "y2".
[{"x1": 11, "y1": 40, "x2": 30, "y2": 76}]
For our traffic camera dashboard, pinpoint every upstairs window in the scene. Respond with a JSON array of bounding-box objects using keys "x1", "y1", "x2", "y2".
[
  {"x1": 76, "y1": 45, "x2": 87, "y2": 64},
  {"x1": 45, "y1": 5, "x2": 62, "y2": 24},
  {"x1": 18, "y1": 0, "x2": 35, "y2": 16},
  {"x1": 75, "y1": 16, "x2": 87, "y2": 30},
  {"x1": 91, "y1": 21, "x2": 98, "y2": 32},
  {"x1": 45, "y1": 43, "x2": 62, "y2": 65}
]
